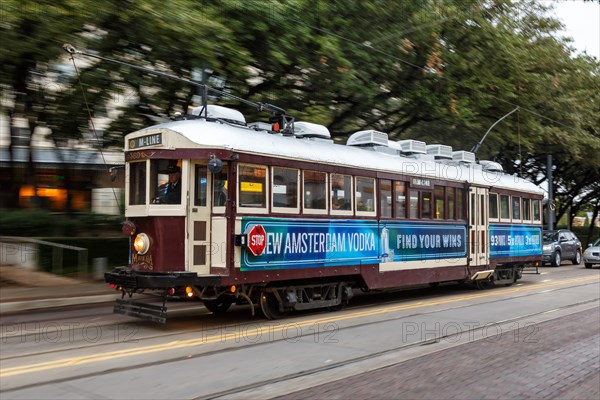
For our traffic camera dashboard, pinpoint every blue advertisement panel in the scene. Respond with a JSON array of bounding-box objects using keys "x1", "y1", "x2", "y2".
[
  {"x1": 241, "y1": 218, "x2": 468, "y2": 270},
  {"x1": 489, "y1": 224, "x2": 542, "y2": 258},
  {"x1": 241, "y1": 218, "x2": 379, "y2": 270},
  {"x1": 380, "y1": 222, "x2": 467, "y2": 263}
]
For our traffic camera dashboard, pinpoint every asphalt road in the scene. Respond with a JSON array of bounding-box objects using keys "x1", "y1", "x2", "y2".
[{"x1": 1, "y1": 264, "x2": 598, "y2": 399}]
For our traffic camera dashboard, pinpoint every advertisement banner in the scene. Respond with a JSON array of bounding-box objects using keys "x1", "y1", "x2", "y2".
[
  {"x1": 379, "y1": 222, "x2": 467, "y2": 263},
  {"x1": 489, "y1": 224, "x2": 542, "y2": 258},
  {"x1": 241, "y1": 218, "x2": 468, "y2": 270},
  {"x1": 241, "y1": 218, "x2": 379, "y2": 270}
]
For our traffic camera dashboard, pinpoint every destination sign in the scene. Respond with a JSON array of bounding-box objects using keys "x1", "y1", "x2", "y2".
[
  {"x1": 411, "y1": 177, "x2": 433, "y2": 188},
  {"x1": 130, "y1": 133, "x2": 162, "y2": 149}
]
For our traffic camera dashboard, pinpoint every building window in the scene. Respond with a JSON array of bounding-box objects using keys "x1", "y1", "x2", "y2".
[
  {"x1": 129, "y1": 161, "x2": 146, "y2": 205},
  {"x1": 304, "y1": 170, "x2": 327, "y2": 212},
  {"x1": 395, "y1": 182, "x2": 407, "y2": 219},
  {"x1": 239, "y1": 164, "x2": 267, "y2": 208},
  {"x1": 434, "y1": 186, "x2": 445, "y2": 220},
  {"x1": 331, "y1": 174, "x2": 352, "y2": 212},
  {"x1": 272, "y1": 167, "x2": 299, "y2": 210},
  {"x1": 512, "y1": 196, "x2": 521, "y2": 220},
  {"x1": 489, "y1": 193, "x2": 499, "y2": 220},
  {"x1": 500, "y1": 194, "x2": 510, "y2": 220},
  {"x1": 380, "y1": 179, "x2": 392, "y2": 218},
  {"x1": 355, "y1": 177, "x2": 375, "y2": 213}
]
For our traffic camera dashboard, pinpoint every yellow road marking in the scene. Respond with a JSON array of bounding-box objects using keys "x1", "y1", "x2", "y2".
[{"x1": 1, "y1": 275, "x2": 598, "y2": 378}]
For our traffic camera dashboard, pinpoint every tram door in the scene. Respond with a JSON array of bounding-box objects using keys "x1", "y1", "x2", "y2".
[
  {"x1": 469, "y1": 186, "x2": 489, "y2": 267},
  {"x1": 188, "y1": 163, "x2": 211, "y2": 274}
]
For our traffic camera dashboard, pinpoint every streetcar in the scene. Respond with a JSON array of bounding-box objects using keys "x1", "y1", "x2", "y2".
[{"x1": 105, "y1": 103, "x2": 544, "y2": 322}]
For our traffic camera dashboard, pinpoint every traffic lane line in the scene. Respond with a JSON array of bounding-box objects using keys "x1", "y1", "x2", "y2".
[{"x1": 1, "y1": 275, "x2": 598, "y2": 378}]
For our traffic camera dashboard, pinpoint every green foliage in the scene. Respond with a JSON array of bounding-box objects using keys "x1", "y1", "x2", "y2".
[
  {"x1": 1, "y1": 0, "x2": 599, "y2": 216},
  {"x1": 0, "y1": 210, "x2": 122, "y2": 237}
]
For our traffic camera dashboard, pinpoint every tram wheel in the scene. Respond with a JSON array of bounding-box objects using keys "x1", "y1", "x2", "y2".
[
  {"x1": 203, "y1": 295, "x2": 233, "y2": 314},
  {"x1": 475, "y1": 280, "x2": 490, "y2": 290},
  {"x1": 259, "y1": 291, "x2": 288, "y2": 320}
]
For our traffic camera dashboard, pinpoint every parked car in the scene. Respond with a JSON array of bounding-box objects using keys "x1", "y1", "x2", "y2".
[
  {"x1": 583, "y1": 238, "x2": 600, "y2": 269},
  {"x1": 542, "y1": 230, "x2": 582, "y2": 267}
]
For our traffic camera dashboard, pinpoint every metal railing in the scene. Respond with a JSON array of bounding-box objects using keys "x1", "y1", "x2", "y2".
[{"x1": 0, "y1": 236, "x2": 88, "y2": 277}]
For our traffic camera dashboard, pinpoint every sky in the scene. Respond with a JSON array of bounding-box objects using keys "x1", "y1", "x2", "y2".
[{"x1": 548, "y1": 0, "x2": 600, "y2": 59}]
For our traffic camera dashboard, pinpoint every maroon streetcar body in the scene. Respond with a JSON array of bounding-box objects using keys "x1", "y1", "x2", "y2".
[{"x1": 104, "y1": 105, "x2": 544, "y2": 323}]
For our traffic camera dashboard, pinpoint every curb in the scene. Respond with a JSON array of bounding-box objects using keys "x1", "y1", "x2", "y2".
[{"x1": 0, "y1": 295, "x2": 118, "y2": 314}]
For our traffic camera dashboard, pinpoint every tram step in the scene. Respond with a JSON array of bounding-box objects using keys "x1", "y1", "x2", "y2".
[{"x1": 114, "y1": 298, "x2": 167, "y2": 324}]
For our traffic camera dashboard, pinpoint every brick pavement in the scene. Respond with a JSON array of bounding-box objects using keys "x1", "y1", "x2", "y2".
[{"x1": 280, "y1": 308, "x2": 600, "y2": 400}]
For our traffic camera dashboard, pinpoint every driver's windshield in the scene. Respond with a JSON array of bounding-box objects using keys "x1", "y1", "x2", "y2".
[
  {"x1": 127, "y1": 159, "x2": 182, "y2": 205},
  {"x1": 151, "y1": 159, "x2": 182, "y2": 204},
  {"x1": 543, "y1": 231, "x2": 558, "y2": 244}
]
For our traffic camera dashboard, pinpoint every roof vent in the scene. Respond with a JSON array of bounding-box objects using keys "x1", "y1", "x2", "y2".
[
  {"x1": 479, "y1": 160, "x2": 504, "y2": 172},
  {"x1": 427, "y1": 144, "x2": 453, "y2": 159},
  {"x1": 189, "y1": 105, "x2": 246, "y2": 124},
  {"x1": 347, "y1": 130, "x2": 389, "y2": 147},
  {"x1": 294, "y1": 121, "x2": 331, "y2": 139},
  {"x1": 397, "y1": 139, "x2": 427, "y2": 155},
  {"x1": 452, "y1": 150, "x2": 476, "y2": 163}
]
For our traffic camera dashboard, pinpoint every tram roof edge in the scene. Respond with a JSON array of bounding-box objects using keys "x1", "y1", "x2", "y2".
[{"x1": 128, "y1": 119, "x2": 545, "y2": 195}]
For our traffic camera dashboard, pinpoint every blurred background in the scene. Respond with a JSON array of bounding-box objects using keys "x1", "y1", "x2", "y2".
[{"x1": 1, "y1": 0, "x2": 599, "y2": 277}]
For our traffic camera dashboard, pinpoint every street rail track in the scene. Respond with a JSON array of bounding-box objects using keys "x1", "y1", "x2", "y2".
[{"x1": 1, "y1": 275, "x2": 598, "y2": 395}]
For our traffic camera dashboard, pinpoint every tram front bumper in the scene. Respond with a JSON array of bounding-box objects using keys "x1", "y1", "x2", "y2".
[{"x1": 104, "y1": 267, "x2": 222, "y2": 290}]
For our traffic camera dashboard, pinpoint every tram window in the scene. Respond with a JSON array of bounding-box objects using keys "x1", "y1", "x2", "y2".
[
  {"x1": 421, "y1": 191, "x2": 432, "y2": 219},
  {"x1": 395, "y1": 182, "x2": 407, "y2": 219},
  {"x1": 470, "y1": 192, "x2": 476, "y2": 226},
  {"x1": 523, "y1": 198, "x2": 531, "y2": 221},
  {"x1": 239, "y1": 164, "x2": 267, "y2": 208},
  {"x1": 434, "y1": 186, "x2": 445, "y2": 220},
  {"x1": 380, "y1": 180, "x2": 392, "y2": 218},
  {"x1": 272, "y1": 167, "x2": 299, "y2": 210},
  {"x1": 512, "y1": 196, "x2": 521, "y2": 220},
  {"x1": 303, "y1": 171, "x2": 327, "y2": 211},
  {"x1": 150, "y1": 159, "x2": 182, "y2": 205},
  {"x1": 356, "y1": 177, "x2": 375, "y2": 213},
  {"x1": 456, "y1": 188, "x2": 465, "y2": 220},
  {"x1": 194, "y1": 165, "x2": 207, "y2": 207},
  {"x1": 331, "y1": 174, "x2": 352, "y2": 212},
  {"x1": 500, "y1": 195, "x2": 510, "y2": 219},
  {"x1": 129, "y1": 161, "x2": 146, "y2": 205},
  {"x1": 447, "y1": 187, "x2": 456, "y2": 220},
  {"x1": 212, "y1": 166, "x2": 228, "y2": 207},
  {"x1": 409, "y1": 190, "x2": 419, "y2": 219},
  {"x1": 489, "y1": 193, "x2": 499, "y2": 220},
  {"x1": 533, "y1": 200, "x2": 541, "y2": 222}
]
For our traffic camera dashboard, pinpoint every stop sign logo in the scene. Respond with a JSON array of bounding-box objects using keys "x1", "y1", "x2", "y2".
[{"x1": 246, "y1": 224, "x2": 267, "y2": 256}]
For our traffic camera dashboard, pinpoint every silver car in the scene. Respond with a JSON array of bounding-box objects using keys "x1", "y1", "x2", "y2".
[
  {"x1": 542, "y1": 230, "x2": 582, "y2": 267},
  {"x1": 583, "y1": 238, "x2": 600, "y2": 269}
]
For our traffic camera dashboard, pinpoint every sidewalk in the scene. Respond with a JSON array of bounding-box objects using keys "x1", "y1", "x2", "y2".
[{"x1": 0, "y1": 265, "x2": 117, "y2": 314}]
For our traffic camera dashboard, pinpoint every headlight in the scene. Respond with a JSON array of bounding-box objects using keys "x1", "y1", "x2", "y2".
[
  {"x1": 133, "y1": 233, "x2": 150, "y2": 255},
  {"x1": 542, "y1": 245, "x2": 552, "y2": 252}
]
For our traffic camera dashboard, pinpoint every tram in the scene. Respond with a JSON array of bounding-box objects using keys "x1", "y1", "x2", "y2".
[{"x1": 105, "y1": 102, "x2": 544, "y2": 322}]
